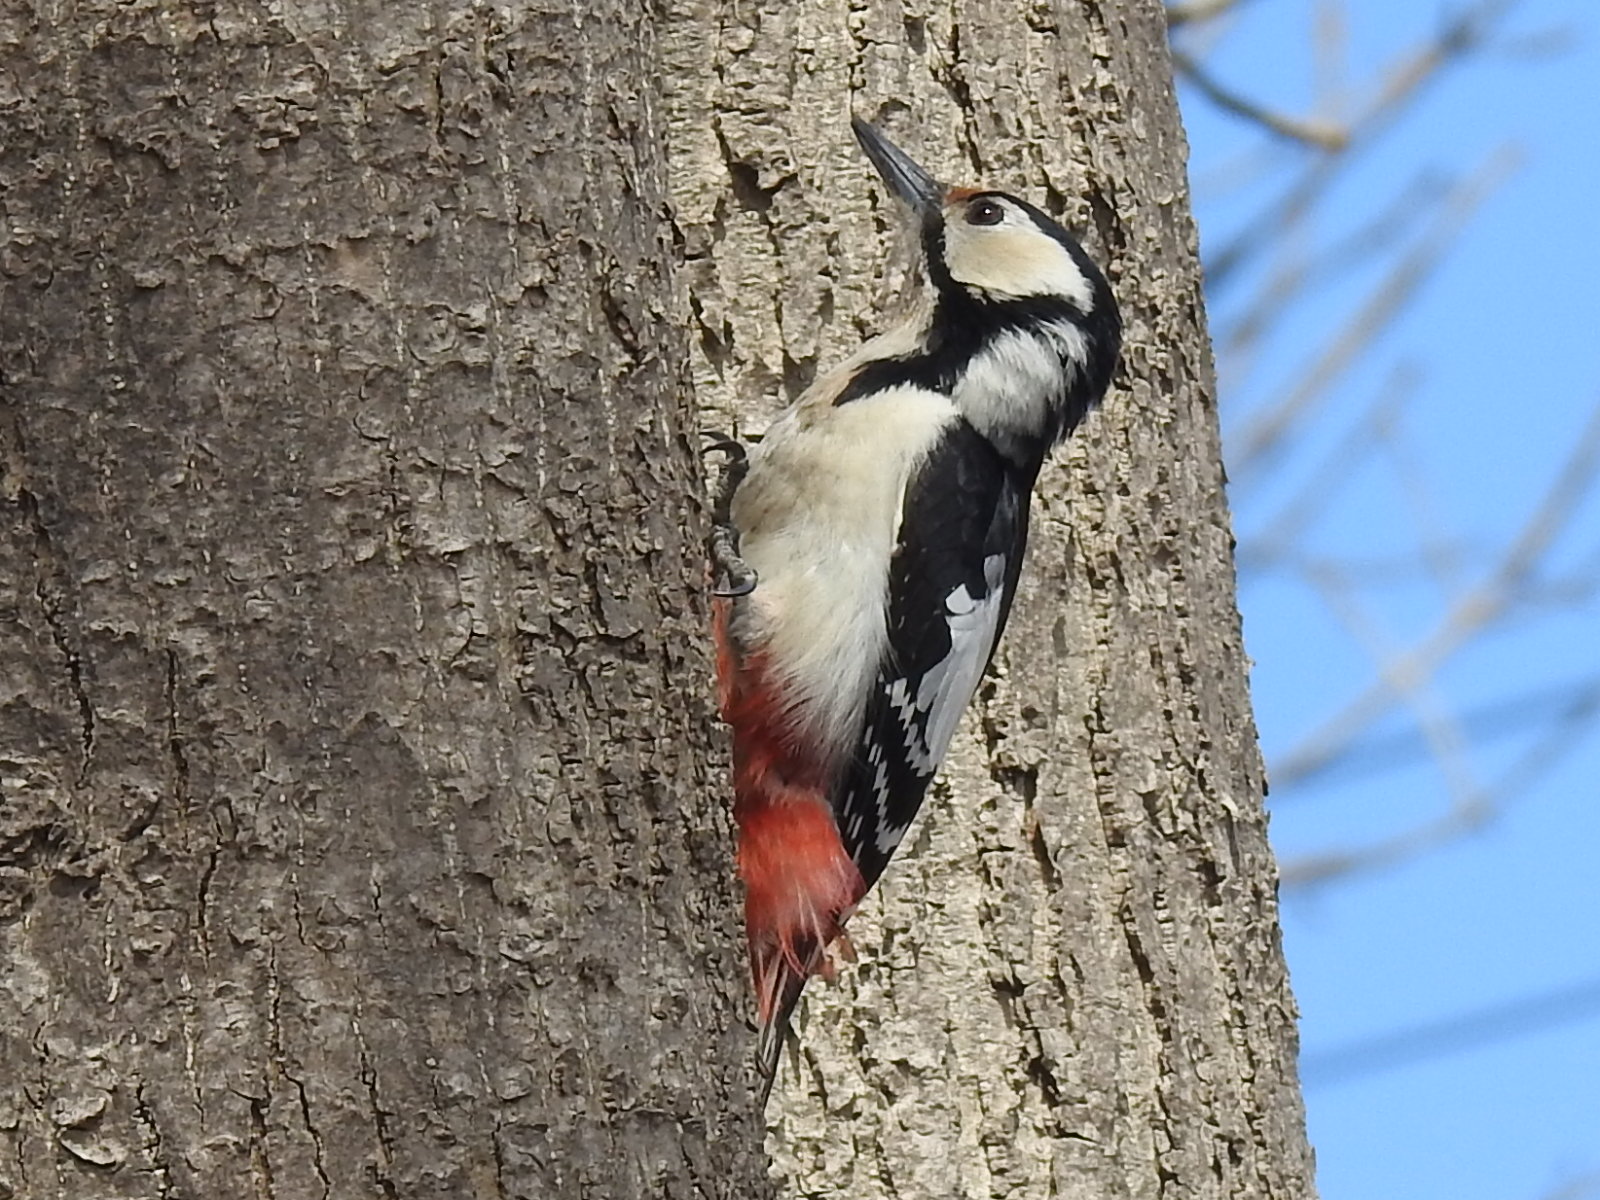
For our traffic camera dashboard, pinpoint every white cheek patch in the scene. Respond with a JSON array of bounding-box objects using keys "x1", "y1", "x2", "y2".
[
  {"x1": 953, "y1": 323, "x2": 1086, "y2": 442},
  {"x1": 946, "y1": 224, "x2": 1096, "y2": 311}
]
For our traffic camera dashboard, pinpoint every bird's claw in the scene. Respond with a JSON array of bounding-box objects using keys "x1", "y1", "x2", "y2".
[
  {"x1": 705, "y1": 432, "x2": 757, "y2": 597},
  {"x1": 710, "y1": 522, "x2": 758, "y2": 597}
]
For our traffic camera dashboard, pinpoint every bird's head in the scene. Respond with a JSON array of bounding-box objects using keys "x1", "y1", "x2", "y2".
[
  {"x1": 849, "y1": 118, "x2": 1120, "y2": 457},
  {"x1": 852, "y1": 118, "x2": 1108, "y2": 317}
]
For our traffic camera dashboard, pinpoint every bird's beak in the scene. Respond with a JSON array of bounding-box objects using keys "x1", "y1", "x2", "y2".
[{"x1": 852, "y1": 118, "x2": 943, "y2": 219}]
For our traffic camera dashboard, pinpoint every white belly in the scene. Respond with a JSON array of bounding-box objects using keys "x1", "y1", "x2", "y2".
[{"x1": 730, "y1": 384, "x2": 958, "y2": 765}]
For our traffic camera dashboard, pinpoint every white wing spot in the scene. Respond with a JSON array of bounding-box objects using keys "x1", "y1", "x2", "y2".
[
  {"x1": 875, "y1": 819, "x2": 910, "y2": 855},
  {"x1": 916, "y1": 554, "x2": 1008, "y2": 768},
  {"x1": 881, "y1": 553, "x2": 1010, "y2": 781},
  {"x1": 886, "y1": 676, "x2": 934, "y2": 774}
]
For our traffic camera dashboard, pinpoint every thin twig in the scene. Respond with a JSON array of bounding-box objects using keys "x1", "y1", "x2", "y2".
[
  {"x1": 1275, "y1": 675, "x2": 1600, "y2": 787},
  {"x1": 1534, "y1": 1172, "x2": 1600, "y2": 1200},
  {"x1": 1299, "y1": 975, "x2": 1600, "y2": 1086},
  {"x1": 1239, "y1": 366, "x2": 1418, "y2": 571},
  {"x1": 1281, "y1": 675, "x2": 1598, "y2": 884},
  {"x1": 1382, "y1": 384, "x2": 1467, "y2": 592},
  {"x1": 1303, "y1": 560, "x2": 1488, "y2": 823},
  {"x1": 1218, "y1": 174, "x2": 1446, "y2": 369},
  {"x1": 1313, "y1": 0, "x2": 1350, "y2": 129}
]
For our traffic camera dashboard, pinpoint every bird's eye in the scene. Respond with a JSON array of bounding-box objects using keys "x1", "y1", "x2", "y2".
[{"x1": 966, "y1": 199, "x2": 1005, "y2": 226}]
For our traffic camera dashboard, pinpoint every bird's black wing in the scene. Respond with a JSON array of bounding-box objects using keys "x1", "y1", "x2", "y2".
[{"x1": 834, "y1": 419, "x2": 1033, "y2": 888}]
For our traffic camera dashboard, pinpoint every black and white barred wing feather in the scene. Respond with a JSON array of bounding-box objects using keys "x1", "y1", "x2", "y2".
[{"x1": 836, "y1": 418, "x2": 1033, "y2": 886}]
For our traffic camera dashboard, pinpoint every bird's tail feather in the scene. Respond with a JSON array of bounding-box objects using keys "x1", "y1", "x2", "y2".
[
  {"x1": 713, "y1": 632, "x2": 864, "y2": 1104},
  {"x1": 737, "y1": 782, "x2": 861, "y2": 1105},
  {"x1": 753, "y1": 947, "x2": 811, "y2": 1105}
]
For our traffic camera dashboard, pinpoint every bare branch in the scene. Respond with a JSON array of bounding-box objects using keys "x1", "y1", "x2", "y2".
[
  {"x1": 1173, "y1": 49, "x2": 1348, "y2": 150},
  {"x1": 1165, "y1": 0, "x2": 1254, "y2": 28},
  {"x1": 1233, "y1": 146, "x2": 1520, "y2": 479},
  {"x1": 1275, "y1": 396, "x2": 1600, "y2": 790},
  {"x1": 1205, "y1": 0, "x2": 1525, "y2": 290}
]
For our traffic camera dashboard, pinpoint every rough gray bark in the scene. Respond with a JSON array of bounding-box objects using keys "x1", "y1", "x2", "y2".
[
  {"x1": 1, "y1": 0, "x2": 1313, "y2": 1197},
  {"x1": 0, "y1": 3, "x2": 768, "y2": 1199},
  {"x1": 661, "y1": 0, "x2": 1315, "y2": 1197}
]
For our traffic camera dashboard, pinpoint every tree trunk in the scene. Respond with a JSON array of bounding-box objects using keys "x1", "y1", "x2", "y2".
[
  {"x1": 1, "y1": 0, "x2": 1312, "y2": 1197},
  {"x1": 661, "y1": 0, "x2": 1315, "y2": 1196},
  {"x1": 0, "y1": 4, "x2": 767, "y2": 1199}
]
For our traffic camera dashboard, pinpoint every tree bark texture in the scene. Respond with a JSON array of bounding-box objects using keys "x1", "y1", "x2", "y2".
[
  {"x1": 0, "y1": 3, "x2": 769, "y2": 1199},
  {"x1": 660, "y1": 0, "x2": 1315, "y2": 1197},
  {"x1": 1, "y1": 0, "x2": 1314, "y2": 1197}
]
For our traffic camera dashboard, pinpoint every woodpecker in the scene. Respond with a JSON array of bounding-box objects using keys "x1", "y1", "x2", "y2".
[{"x1": 711, "y1": 119, "x2": 1121, "y2": 1097}]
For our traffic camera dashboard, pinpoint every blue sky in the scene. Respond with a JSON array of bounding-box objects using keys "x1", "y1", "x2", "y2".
[{"x1": 1175, "y1": 3, "x2": 1600, "y2": 1197}]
